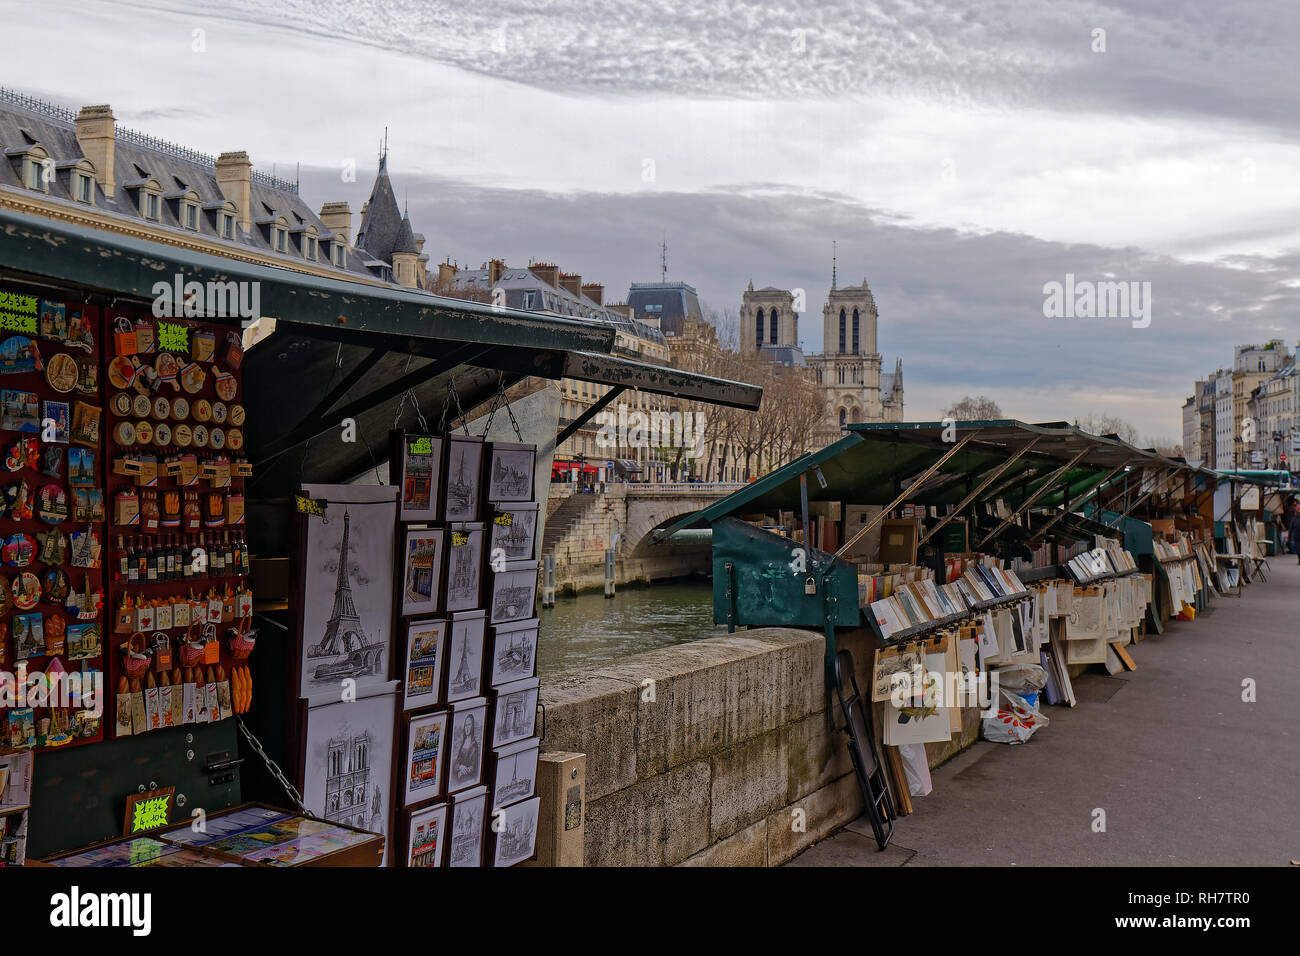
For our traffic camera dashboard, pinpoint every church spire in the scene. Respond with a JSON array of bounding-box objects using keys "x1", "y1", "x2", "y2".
[{"x1": 831, "y1": 240, "x2": 837, "y2": 290}]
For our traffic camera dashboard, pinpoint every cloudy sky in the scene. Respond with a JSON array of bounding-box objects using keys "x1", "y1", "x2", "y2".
[{"x1": 6, "y1": 0, "x2": 1300, "y2": 441}]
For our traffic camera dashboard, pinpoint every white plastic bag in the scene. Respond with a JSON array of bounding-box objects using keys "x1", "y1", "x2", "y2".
[
  {"x1": 981, "y1": 687, "x2": 1050, "y2": 745},
  {"x1": 993, "y1": 663, "x2": 1047, "y2": 694}
]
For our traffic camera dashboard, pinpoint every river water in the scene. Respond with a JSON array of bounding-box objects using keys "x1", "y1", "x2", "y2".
[{"x1": 538, "y1": 578, "x2": 726, "y2": 674}]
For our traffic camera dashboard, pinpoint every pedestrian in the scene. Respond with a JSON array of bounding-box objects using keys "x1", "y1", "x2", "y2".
[{"x1": 1289, "y1": 503, "x2": 1300, "y2": 564}]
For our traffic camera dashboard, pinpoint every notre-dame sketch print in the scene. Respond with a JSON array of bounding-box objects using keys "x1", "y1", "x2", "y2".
[{"x1": 299, "y1": 485, "x2": 397, "y2": 697}]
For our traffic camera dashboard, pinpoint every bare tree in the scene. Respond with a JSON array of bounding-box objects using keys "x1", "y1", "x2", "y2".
[
  {"x1": 1075, "y1": 413, "x2": 1140, "y2": 445},
  {"x1": 942, "y1": 395, "x2": 1003, "y2": 420}
]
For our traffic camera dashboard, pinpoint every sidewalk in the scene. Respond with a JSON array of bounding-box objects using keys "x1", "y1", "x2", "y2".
[{"x1": 788, "y1": 558, "x2": 1300, "y2": 866}]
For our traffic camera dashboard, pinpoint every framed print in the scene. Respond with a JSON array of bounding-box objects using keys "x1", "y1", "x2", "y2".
[
  {"x1": 445, "y1": 697, "x2": 487, "y2": 795},
  {"x1": 489, "y1": 617, "x2": 538, "y2": 685},
  {"x1": 491, "y1": 676, "x2": 539, "y2": 748},
  {"x1": 485, "y1": 441, "x2": 536, "y2": 502},
  {"x1": 403, "y1": 618, "x2": 446, "y2": 711},
  {"x1": 489, "y1": 737, "x2": 540, "y2": 810},
  {"x1": 443, "y1": 434, "x2": 484, "y2": 521},
  {"x1": 491, "y1": 795, "x2": 540, "y2": 867},
  {"x1": 405, "y1": 803, "x2": 448, "y2": 868},
  {"x1": 489, "y1": 501, "x2": 539, "y2": 563},
  {"x1": 488, "y1": 560, "x2": 538, "y2": 625},
  {"x1": 391, "y1": 431, "x2": 443, "y2": 522},
  {"x1": 446, "y1": 784, "x2": 487, "y2": 867},
  {"x1": 444, "y1": 610, "x2": 486, "y2": 702},
  {"x1": 444, "y1": 522, "x2": 484, "y2": 613},
  {"x1": 298, "y1": 484, "x2": 398, "y2": 699},
  {"x1": 301, "y1": 686, "x2": 397, "y2": 865},
  {"x1": 401, "y1": 527, "x2": 445, "y2": 616},
  {"x1": 403, "y1": 710, "x2": 448, "y2": 807}
]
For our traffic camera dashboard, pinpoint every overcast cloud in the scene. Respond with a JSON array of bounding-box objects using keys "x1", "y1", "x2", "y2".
[{"x1": 4, "y1": 0, "x2": 1299, "y2": 439}]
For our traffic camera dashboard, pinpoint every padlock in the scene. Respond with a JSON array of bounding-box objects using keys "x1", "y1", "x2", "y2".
[{"x1": 804, "y1": 575, "x2": 817, "y2": 595}]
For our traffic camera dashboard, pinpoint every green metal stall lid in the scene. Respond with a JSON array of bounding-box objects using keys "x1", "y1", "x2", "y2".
[{"x1": 655, "y1": 419, "x2": 1206, "y2": 543}]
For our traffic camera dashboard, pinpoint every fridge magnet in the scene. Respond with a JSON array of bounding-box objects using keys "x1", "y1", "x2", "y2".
[
  {"x1": 401, "y1": 527, "x2": 445, "y2": 617},
  {"x1": 70, "y1": 401, "x2": 101, "y2": 446},
  {"x1": 72, "y1": 488, "x2": 104, "y2": 523},
  {"x1": 40, "y1": 445, "x2": 63, "y2": 480},
  {"x1": 444, "y1": 434, "x2": 484, "y2": 521},
  {"x1": 392, "y1": 432, "x2": 443, "y2": 521},
  {"x1": 131, "y1": 393, "x2": 151, "y2": 418},
  {"x1": 403, "y1": 710, "x2": 449, "y2": 807},
  {"x1": 44, "y1": 352, "x2": 78, "y2": 393},
  {"x1": 37, "y1": 483, "x2": 68, "y2": 524},
  {"x1": 5, "y1": 482, "x2": 34, "y2": 521},
  {"x1": 41, "y1": 566, "x2": 71, "y2": 605},
  {"x1": 67, "y1": 622, "x2": 102, "y2": 660},
  {"x1": 444, "y1": 524, "x2": 484, "y2": 613},
  {"x1": 445, "y1": 611, "x2": 486, "y2": 702},
  {"x1": 6, "y1": 708, "x2": 36, "y2": 749},
  {"x1": 406, "y1": 803, "x2": 448, "y2": 868},
  {"x1": 403, "y1": 618, "x2": 446, "y2": 711},
  {"x1": 41, "y1": 400, "x2": 70, "y2": 442},
  {"x1": 65, "y1": 311, "x2": 94, "y2": 352},
  {"x1": 69, "y1": 527, "x2": 101, "y2": 568},
  {"x1": 446, "y1": 698, "x2": 487, "y2": 795},
  {"x1": 36, "y1": 528, "x2": 66, "y2": 565},
  {"x1": 108, "y1": 355, "x2": 138, "y2": 389},
  {"x1": 4, "y1": 435, "x2": 39, "y2": 472},
  {"x1": 74, "y1": 355, "x2": 98, "y2": 394},
  {"x1": 68, "y1": 448, "x2": 94, "y2": 486},
  {"x1": 12, "y1": 613, "x2": 44, "y2": 659},
  {"x1": 10, "y1": 570, "x2": 41, "y2": 610},
  {"x1": 154, "y1": 352, "x2": 180, "y2": 385},
  {"x1": 39, "y1": 300, "x2": 67, "y2": 341},
  {"x1": 0, "y1": 337, "x2": 42, "y2": 375},
  {"x1": 1, "y1": 390, "x2": 40, "y2": 432},
  {"x1": 485, "y1": 442, "x2": 536, "y2": 502}
]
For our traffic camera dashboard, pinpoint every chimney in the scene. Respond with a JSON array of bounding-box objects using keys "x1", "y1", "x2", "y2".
[
  {"x1": 581, "y1": 282, "x2": 605, "y2": 306},
  {"x1": 74, "y1": 105, "x2": 116, "y2": 198},
  {"x1": 529, "y1": 262, "x2": 559, "y2": 288},
  {"x1": 437, "y1": 260, "x2": 457, "y2": 288},
  {"x1": 214, "y1": 151, "x2": 253, "y2": 234},
  {"x1": 559, "y1": 272, "x2": 582, "y2": 298},
  {"x1": 488, "y1": 258, "x2": 505, "y2": 286},
  {"x1": 319, "y1": 201, "x2": 352, "y2": 244}
]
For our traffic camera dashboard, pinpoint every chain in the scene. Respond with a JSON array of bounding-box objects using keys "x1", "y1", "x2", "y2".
[
  {"x1": 392, "y1": 355, "x2": 414, "y2": 430},
  {"x1": 438, "y1": 372, "x2": 457, "y2": 433},
  {"x1": 479, "y1": 371, "x2": 524, "y2": 441},
  {"x1": 237, "y1": 716, "x2": 313, "y2": 816}
]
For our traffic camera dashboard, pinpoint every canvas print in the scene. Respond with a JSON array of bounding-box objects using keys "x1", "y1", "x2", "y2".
[
  {"x1": 406, "y1": 803, "x2": 448, "y2": 868},
  {"x1": 489, "y1": 561, "x2": 538, "y2": 625},
  {"x1": 491, "y1": 677, "x2": 539, "y2": 748},
  {"x1": 490, "y1": 501, "x2": 539, "y2": 562},
  {"x1": 490, "y1": 618, "x2": 538, "y2": 685},
  {"x1": 401, "y1": 527, "x2": 445, "y2": 616},
  {"x1": 404, "y1": 710, "x2": 448, "y2": 807},
  {"x1": 446, "y1": 785, "x2": 487, "y2": 867},
  {"x1": 445, "y1": 611, "x2": 486, "y2": 702},
  {"x1": 444, "y1": 523, "x2": 484, "y2": 613},
  {"x1": 403, "y1": 618, "x2": 446, "y2": 711},
  {"x1": 490, "y1": 738, "x2": 540, "y2": 810},
  {"x1": 395, "y1": 432, "x2": 442, "y2": 521},
  {"x1": 444, "y1": 435, "x2": 483, "y2": 521},
  {"x1": 486, "y1": 442, "x2": 536, "y2": 502},
  {"x1": 302, "y1": 688, "x2": 397, "y2": 865},
  {"x1": 446, "y1": 698, "x2": 486, "y2": 795},
  {"x1": 299, "y1": 484, "x2": 398, "y2": 699},
  {"x1": 492, "y1": 795, "x2": 540, "y2": 867}
]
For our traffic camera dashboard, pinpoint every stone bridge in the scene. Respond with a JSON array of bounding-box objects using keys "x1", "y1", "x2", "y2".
[{"x1": 543, "y1": 482, "x2": 742, "y2": 592}]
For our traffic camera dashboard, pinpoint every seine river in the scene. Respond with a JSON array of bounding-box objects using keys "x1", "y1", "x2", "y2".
[{"x1": 538, "y1": 578, "x2": 726, "y2": 674}]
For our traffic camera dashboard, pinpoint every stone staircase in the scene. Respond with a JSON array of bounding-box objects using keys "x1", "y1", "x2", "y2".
[{"x1": 542, "y1": 492, "x2": 600, "y2": 554}]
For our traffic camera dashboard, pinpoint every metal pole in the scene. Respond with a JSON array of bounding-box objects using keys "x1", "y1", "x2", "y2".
[
  {"x1": 976, "y1": 447, "x2": 1091, "y2": 548},
  {"x1": 1035, "y1": 461, "x2": 1131, "y2": 537},
  {"x1": 917, "y1": 436, "x2": 1043, "y2": 546}
]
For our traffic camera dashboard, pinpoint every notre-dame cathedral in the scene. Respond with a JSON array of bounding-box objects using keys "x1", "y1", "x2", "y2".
[{"x1": 741, "y1": 267, "x2": 904, "y2": 449}]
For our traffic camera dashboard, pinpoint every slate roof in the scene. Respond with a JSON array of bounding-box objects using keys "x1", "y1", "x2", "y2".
[
  {"x1": 0, "y1": 88, "x2": 370, "y2": 276},
  {"x1": 626, "y1": 281, "x2": 704, "y2": 337},
  {"x1": 354, "y1": 155, "x2": 418, "y2": 270}
]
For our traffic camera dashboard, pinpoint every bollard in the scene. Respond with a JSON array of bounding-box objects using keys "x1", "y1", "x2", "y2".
[
  {"x1": 604, "y1": 548, "x2": 615, "y2": 599},
  {"x1": 541, "y1": 553, "x2": 556, "y2": 608}
]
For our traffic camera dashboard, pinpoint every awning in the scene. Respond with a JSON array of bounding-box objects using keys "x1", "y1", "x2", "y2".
[{"x1": 614, "y1": 459, "x2": 643, "y2": 475}]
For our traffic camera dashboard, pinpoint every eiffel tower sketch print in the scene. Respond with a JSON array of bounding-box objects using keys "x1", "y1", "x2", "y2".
[{"x1": 298, "y1": 485, "x2": 398, "y2": 697}]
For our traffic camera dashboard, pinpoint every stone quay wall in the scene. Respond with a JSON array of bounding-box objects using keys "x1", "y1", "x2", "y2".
[{"x1": 539, "y1": 626, "x2": 980, "y2": 866}]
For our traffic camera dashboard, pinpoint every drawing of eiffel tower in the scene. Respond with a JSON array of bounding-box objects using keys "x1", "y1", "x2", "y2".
[{"x1": 309, "y1": 509, "x2": 373, "y2": 664}]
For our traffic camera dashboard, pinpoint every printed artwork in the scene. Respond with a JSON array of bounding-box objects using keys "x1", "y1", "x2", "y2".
[
  {"x1": 404, "y1": 710, "x2": 448, "y2": 806},
  {"x1": 491, "y1": 739, "x2": 540, "y2": 809},
  {"x1": 401, "y1": 527, "x2": 444, "y2": 617},
  {"x1": 491, "y1": 678, "x2": 539, "y2": 748},
  {"x1": 299, "y1": 484, "x2": 398, "y2": 698},
  {"x1": 492, "y1": 796, "x2": 540, "y2": 867},
  {"x1": 489, "y1": 563, "x2": 538, "y2": 625},
  {"x1": 302, "y1": 689, "x2": 397, "y2": 866},
  {"x1": 446, "y1": 613, "x2": 486, "y2": 702},
  {"x1": 397, "y1": 433, "x2": 442, "y2": 521},
  {"x1": 444, "y1": 436, "x2": 483, "y2": 521},
  {"x1": 403, "y1": 618, "x2": 446, "y2": 710},
  {"x1": 490, "y1": 503, "x2": 538, "y2": 562},
  {"x1": 407, "y1": 803, "x2": 448, "y2": 867},
  {"x1": 486, "y1": 443, "x2": 535, "y2": 502},
  {"x1": 447, "y1": 787, "x2": 487, "y2": 867},
  {"x1": 444, "y1": 525, "x2": 484, "y2": 613},
  {"x1": 446, "y1": 699, "x2": 486, "y2": 794},
  {"x1": 490, "y1": 620, "x2": 538, "y2": 685}
]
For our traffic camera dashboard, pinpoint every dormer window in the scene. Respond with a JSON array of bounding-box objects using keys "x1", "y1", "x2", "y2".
[
  {"x1": 275, "y1": 227, "x2": 287, "y2": 252},
  {"x1": 26, "y1": 158, "x2": 46, "y2": 191},
  {"x1": 76, "y1": 173, "x2": 93, "y2": 203},
  {"x1": 220, "y1": 213, "x2": 234, "y2": 239},
  {"x1": 333, "y1": 242, "x2": 345, "y2": 267},
  {"x1": 144, "y1": 192, "x2": 160, "y2": 220},
  {"x1": 184, "y1": 202, "x2": 199, "y2": 230},
  {"x1": 304, "y1": 236, "x2": 317, "y2": 260}
]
